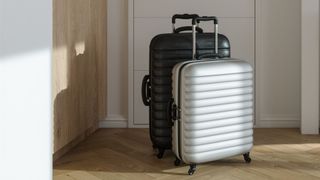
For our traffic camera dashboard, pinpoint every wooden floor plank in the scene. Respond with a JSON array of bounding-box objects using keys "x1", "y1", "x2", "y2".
[{"x1": 54, "y1": 129, "x2": 320, "y2": 180}]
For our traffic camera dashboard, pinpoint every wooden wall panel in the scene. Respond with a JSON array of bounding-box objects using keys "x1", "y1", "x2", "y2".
[{"x1": 53, "y1": 0, "x2": 107, "y2": 154}]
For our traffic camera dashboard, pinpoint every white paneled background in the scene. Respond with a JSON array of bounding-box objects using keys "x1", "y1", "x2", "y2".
[
  {"x1": 255, "y1": 0, "x2": 301, "y2": 128},
  {"x1": 104, "y1": 0, "x2": 302, "y2": 129},
  {"x1": 133, "y1": 0, "x2": 254, "y2": 18},
  {"x1": 131, "y1": 0, "x2": 255, "y2": 126}
]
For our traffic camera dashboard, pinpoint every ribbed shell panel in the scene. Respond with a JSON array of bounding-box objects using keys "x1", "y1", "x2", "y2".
[
  {"x1": 185, "y1": 80, "x2": 253, "y2": 92},
  {"x1": 184, "y1": 101, "x2": 253, "y2": 115},
  {"x1": 184, "y1": 122, "x2": 253, "y2": 138},
  {"x1": 184, "y1": 136, "x2": 253, "y2": 153},
  {"x1": 185, "y1": 73, "x2": 253, "y2": 85},
  {"x1": 184, "y1": 129, "x2": 253, "y2": 146},
  {"x1": 184, "y1": 95, "x2": 253, "y2": 108},
  {"x1": 185, "y1": 87, "x2": 253, "y2": 100},
  {"x1": 184, "y1": 115, "x2": 253, "y2": 130},
  {"x1": 178, "y1": 60, "x2": 254, "y2": 164},
  {"x1": 183, "y1": 144, "x2": 253, "y2": 164}
]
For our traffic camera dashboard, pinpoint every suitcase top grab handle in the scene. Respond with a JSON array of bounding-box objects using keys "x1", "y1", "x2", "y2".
[
  {"x1": 172, "y1": 14, "x2": 199, "y2": 24},
  {"x1": 192, "y1": 16, "x2": 219, "y2": 59},
  {"x1": 172, "y1": 14, "x2": 202, "y2": 33},
  {"x1": 192, "y1": 16, "x2": 218, "y2": 25}
]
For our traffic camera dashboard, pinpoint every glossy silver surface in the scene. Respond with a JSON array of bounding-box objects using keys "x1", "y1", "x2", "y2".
[{"x1": 172, "y1": 59, "x2": 254, "y2": 164}]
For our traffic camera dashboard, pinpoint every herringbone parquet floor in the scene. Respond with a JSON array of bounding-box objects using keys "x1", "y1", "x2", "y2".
[{"x1": 54, "y1": 128, "x2": 320, "y2": 180}]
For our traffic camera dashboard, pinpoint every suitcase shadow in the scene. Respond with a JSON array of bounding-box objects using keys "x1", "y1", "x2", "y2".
[{"x1": 53, "y1": 129, "x2": 320, "y2": 177}]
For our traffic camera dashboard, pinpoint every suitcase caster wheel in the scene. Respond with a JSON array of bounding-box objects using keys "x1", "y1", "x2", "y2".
[
  {"x1": 188, "y1": 164, "x2": 196, "y2": 175},
  {"x1": 157, "y1": 149, "x2": 165, "y2": 159},
  {"x1": 243, "y1": 152, "x2": 251, "y2": 163},
  {"x1": 174, "y1": 158, "x2": 181, "y2": 166},
  {"x1": 152, "y1": 144, "x2": 157, "y2": 150}
]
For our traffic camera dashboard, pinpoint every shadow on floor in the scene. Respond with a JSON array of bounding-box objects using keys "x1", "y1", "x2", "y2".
[{"x1": 53, "y1": 128, "x2": 320, "y2": 176}]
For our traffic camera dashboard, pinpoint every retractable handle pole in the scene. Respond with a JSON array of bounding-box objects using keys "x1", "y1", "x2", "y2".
[
  {"x1": 192, "y1": 20, "x2": 197, "y2": 59},
  {"x1": 192, "y1": 16, "x2": 219, "y2": 59}
]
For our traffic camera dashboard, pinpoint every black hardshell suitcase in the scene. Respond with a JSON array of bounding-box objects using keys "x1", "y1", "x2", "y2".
[{"x1": 141, "y1": 14, "x2": 231, "y2": 158}]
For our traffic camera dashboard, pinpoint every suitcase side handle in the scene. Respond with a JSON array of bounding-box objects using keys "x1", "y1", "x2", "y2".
[
  {"x1": 172, "y1": 14, "x2": 200, "y2": 33},
  {"x1": 141, "y1": 75, "x2": 151, "y2": 106},
  {"x1": 192, "y1": 16, "x2": 219, "y2": 59}
]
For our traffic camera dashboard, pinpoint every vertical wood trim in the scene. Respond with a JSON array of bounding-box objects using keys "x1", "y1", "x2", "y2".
[
  {"x1": 301, "y1": 0, "x2": 320, "y2": 134},
  {"x1": 95, "y1": 0, "x2": 108, "y2": 121},
  {"x1": 254, "y1": 0, "x2": 262, "y2": 127},
  {"x1": 106, "y1": 0, "x2": 112, "y2": 118},
  {"x1": 106, "y1": 0, "x2": 129, "y2": 126},
  {"x1": 53, "y1": 0, "x2": 108, "y2": 153},
  {"x1": 128, "y1": 0, "x2": 135, "y2": 128}
]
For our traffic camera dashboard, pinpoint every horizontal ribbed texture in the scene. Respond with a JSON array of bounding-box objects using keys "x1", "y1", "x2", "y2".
[
  {"x1": 183, "y1": 144, "x2": 253, "y2": 164},
  {"x1": 185, "y1": 72, "x2": 253, "y2": 85},
  {"x1": 185, "y1": 108, "x2": 253, "y2": 122},
  {"x1": 184, "y1": 129, "x2": 253, "y2": 146},
  {"x1": 177, "y1": 60, "x2": 253, "y2": 164},
  {"x1": 184, "y1": 94, "x2": 253, "y2": 108},
  {"x1": 184, "y1": 122, "x2": 253, "y2": 138},
  {"x1": 185, "y1": 87, "x2": 253, "y2": 100},
  {"x1": 185, "y1": 80, "x2": 253, "y2": 92},
  {"x1": 184, "y1": 115, "x2": 253, "y2": 130},
  {"x1": 184, "y1": 136, "x2": 253, "y2": 153},
  {"x1": 184, "y1": 101, "x2": 253, "y2": 115}
]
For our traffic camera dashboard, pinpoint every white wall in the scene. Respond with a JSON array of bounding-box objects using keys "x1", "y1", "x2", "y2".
[
  {"x1": 301, "y1": 0, "x2": 319, "y2": 134},
  {"x1": 256, "y1": 0, "x2": 301, "y2": 128},
  {"x1": 105, "y1": 0, "x2": 302, "y2": 128},
  {"x1": 130, "y1": 0, "x2": 255, "y2": 127},
  {"x1": 0, "y1": 0, "x2": 52, "y2": 179}
]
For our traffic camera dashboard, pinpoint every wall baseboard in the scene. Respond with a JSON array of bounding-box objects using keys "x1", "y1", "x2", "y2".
[
  {"x1": 255, "y1": 120, "x2": 300, "y2": 128},
  {"x1": 255, "y1": 115, "x2": 300, "y2": 128},
  {"x1": 99, "y1": 115, "x2": 128, "y2": 128},
  {"x1": 53, "y1": 125, "x2": 97, "y2": 162},
  {"x1": 100, "y1": 115, "x2": 301, "y2": 128},
  {"x1": 130, "y1": 124, "x2": 149, "y2": 128}
]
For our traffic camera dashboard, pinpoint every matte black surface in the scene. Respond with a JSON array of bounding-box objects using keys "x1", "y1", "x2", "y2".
[
  {"x1": 147, "y1": 32, "x2": 231, "y2": 150},
  {"x1": 174, "y1": 26, "x2": 203, "y2": 34}
]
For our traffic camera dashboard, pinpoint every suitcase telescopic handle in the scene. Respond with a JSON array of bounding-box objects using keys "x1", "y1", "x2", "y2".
[
  {"x1": 192, "y1": 16, "x2": 219, "y2": 59},
  {"x1": 172, "y1": 14, "x2": 200, "y2": 33},
  {"x1": 141, "y1": 75, "x2": 151, "y2": 106}
]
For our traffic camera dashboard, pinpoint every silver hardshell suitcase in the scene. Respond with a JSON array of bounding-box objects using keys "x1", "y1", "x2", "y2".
[{"x1": 170, "y1": 17, "x2": 253, "y2": 175}]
